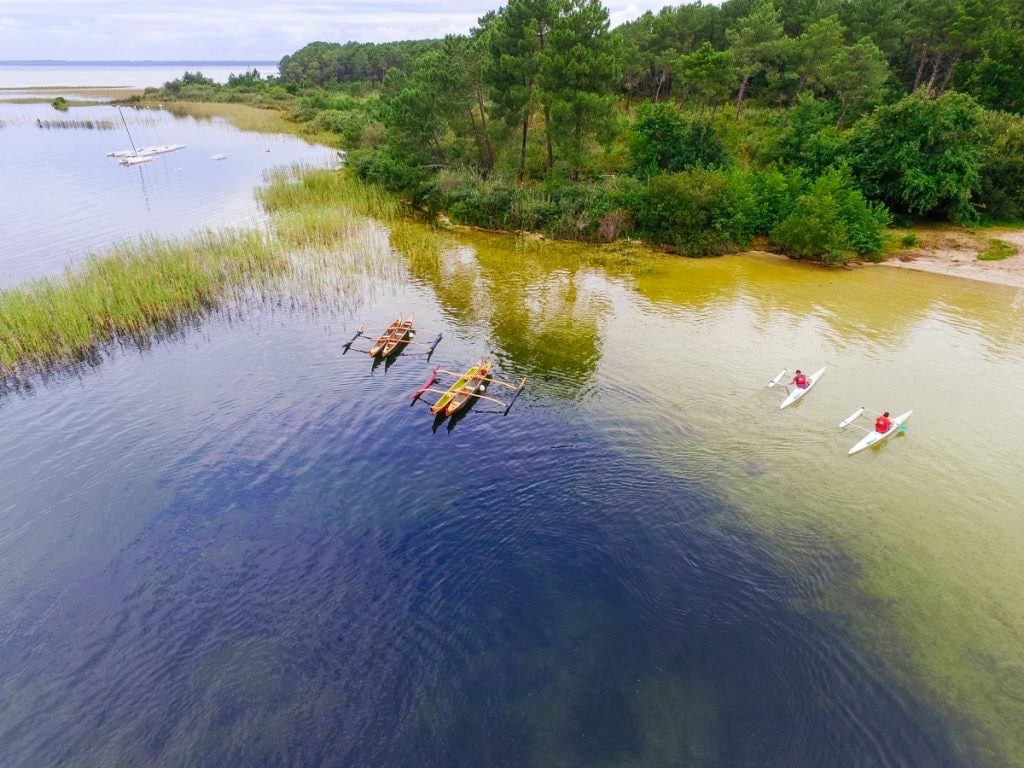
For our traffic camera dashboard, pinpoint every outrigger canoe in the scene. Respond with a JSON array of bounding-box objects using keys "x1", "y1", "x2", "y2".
[
  {"x1": 342, "y1": 315, "x2": 442, "y2": 359},
  {"x1": 380, "y1": 316, "x2": 415, "y2": 358},
  {"x1": 444, "y1": 359, "x2": 494, "y2": 417},
  {"x1": 428, "y1": 358, "x2": 492, "y2": 416},
  {"x1": 847, "y1": 410, "x2": 913, "y2": 455},
  {"x1": 779, "y1": 366, "x2": 825, "y2": 409},
  {"x1": 368, "y1": 315, "x2": 405, "y2": 357},
  {"x1": 412, "y1": 360, "x2": 525, "y2": 418}
]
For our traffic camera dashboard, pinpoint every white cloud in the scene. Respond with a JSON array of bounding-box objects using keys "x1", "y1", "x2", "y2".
[{"x1": 0, "y1": 1, "x2": 675, "y2": 60}]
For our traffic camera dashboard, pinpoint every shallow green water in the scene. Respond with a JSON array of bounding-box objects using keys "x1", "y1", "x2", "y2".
[{"x1": 400, "y1": 226, "x2": 1024, "y2": 764}]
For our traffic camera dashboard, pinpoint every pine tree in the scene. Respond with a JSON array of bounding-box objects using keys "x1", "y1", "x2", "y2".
[
  {"x1": 484, "y1": 0, "x2": 556, "y2": 178},
  {"x1": 538, "y1": 0, "x2": 619, "y2": 179}
]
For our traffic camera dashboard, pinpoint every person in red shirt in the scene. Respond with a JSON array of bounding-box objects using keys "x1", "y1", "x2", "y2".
[
  {"x1": 791, "y1": 370, "x2": 809, "y2": 389},
  {"x1": 875, "y1": 411, "x2": 893, "y2": 433}
]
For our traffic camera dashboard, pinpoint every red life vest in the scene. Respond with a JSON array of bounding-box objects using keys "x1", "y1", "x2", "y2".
[
  {"x1": 794, "y1": 374, "x2": 808, "y2": 388},
  {"x1": 875, "y1": 416, "x2": 892, "y2": 434}
]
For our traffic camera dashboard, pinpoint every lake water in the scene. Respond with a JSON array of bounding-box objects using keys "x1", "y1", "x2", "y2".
[
  {"x1": 0, "y1": 62, "x2": 278, "y2": 89},
  {"x1": 2, "y1": 94, "x2": 1024, "y2": 766},
  {"x1": 0, "y1": 101, "x2": 334, "y2": 285}
]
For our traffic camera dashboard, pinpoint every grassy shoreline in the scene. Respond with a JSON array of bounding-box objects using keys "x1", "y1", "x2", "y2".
[
  {"x1": 0, "y1": 167, "x2": 400, "y2": 385},
  {"x1": 0, "y1": 230, "x2": 285, "y2": 382},
  {"x1": 5, "y1": 158, "x2": 1021, "y2": 387},
  {"x1": 148, "y1": 100, "x2": 342, "y2": 148}
]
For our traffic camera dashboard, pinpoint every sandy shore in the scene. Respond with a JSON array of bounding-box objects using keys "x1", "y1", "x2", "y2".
[{"x1": 882, "y1": 227, "x2": 1024, "y2": 289}]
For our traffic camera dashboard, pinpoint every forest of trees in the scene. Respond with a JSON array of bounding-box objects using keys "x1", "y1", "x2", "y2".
[{"x1": 155, "y1": 0, "x2": 1024, "y2": 263}]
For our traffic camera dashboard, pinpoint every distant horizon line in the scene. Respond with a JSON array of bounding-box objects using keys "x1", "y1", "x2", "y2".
[{"x1": 0, "y1": 59, "x2": 280, "y2": 66}]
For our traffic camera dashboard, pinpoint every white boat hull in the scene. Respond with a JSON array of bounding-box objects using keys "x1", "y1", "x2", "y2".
[
  {"x1": 849, "y1": 410, "x2": 913, "y2": 455},
  {"x1": 780, "y1": 367, "x2": 825, "y2": 409},
  {"x1": 108, "y1": 144, "x2": 186, "y2": 159}
]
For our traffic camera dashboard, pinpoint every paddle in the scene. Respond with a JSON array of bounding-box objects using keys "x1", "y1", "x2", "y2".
[{"x1": 768, "y1": 369, "x2": 787, "y2": 388}]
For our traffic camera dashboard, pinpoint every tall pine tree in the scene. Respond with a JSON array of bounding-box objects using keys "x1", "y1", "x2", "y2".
[
  {"x1": 484, "y1": 0, "x2": 556, "y2": 178},
  {"x1": 538, "y1": 0, "x2": 619, "y2": 179}
]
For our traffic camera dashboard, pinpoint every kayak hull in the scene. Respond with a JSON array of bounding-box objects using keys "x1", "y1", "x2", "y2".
[
  {"x1": 848, "y1": 410, "x2": 913, "y2": 455},
  {"x1": 780, "y1": 367, "x2": 826, "y2": 409}
]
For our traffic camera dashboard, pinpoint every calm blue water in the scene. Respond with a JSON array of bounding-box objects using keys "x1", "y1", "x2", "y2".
[{"x1": 0, "y1": 277, "x2": 967, "y2": 766}]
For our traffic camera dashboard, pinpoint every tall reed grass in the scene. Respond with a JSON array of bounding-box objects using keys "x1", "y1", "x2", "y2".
[
  {"x1": 1, "y1": 167, "x2": 406, "y2": 383},
  {"x1": 35, "y1": 118, "x2": 116, "y2": 130},
  {"x1": 260, "y1": 167, "x2": 409, "y2": 310},
  {"x1": 0, "y1": 230, "x2": 284, "y2": 379},
  {"x1": 259, "y1": 165, "x2": 401, "y2": 221}
]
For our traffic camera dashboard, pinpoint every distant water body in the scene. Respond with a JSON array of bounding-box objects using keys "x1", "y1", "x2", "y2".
[
  {"x1": 0, "y1": 61, "x2": 279, "y2": 89},
  {"x1": 0, "y1": 71, "x2": 331, "y2": 285}
]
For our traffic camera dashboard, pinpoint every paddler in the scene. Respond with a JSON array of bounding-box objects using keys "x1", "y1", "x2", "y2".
[
  {"x1": 791, "y1": 370, "x2": 809, "y2": 389},
  {"x1": 875, "y1": 411, "x2": 893, "y2": 433}
]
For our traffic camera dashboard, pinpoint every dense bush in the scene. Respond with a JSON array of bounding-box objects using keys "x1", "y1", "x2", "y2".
[
  {"x1": 771, "y1": 168, "x2": 890, "y2": 263},
  {"x1": 354, "y1": 152, "x2": 426, "y2": 198},
  {"x1": 417, "y1": 172, "x2": 636, "y2": 240},
  {"x1": 977, "y1": 111, "x2": 1024, "y2": 221},
  {"x1": 747, "y1": 169, "x2": 803, "y2": 234},
  {"x1": 846, "y1": 92, "x2": 983, "y2": 222},
  {"x1": 630, "y1": 168, "x2": 756, "y2": 255},
  {"x1": 768, "y1": 94, "x2": 845, "y2": 176},
  {"x1": 629, "y1": 102, "x2": 731, "y2": 175}
]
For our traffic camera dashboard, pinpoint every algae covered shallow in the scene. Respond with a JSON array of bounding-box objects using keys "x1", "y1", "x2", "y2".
[{"x1": 1, "y1": 163, "x2": 1023, "y2": 765}]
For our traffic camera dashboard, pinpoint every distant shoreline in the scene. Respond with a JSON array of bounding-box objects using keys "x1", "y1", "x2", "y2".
[{"x1": 0, "y1": 60, "x2": 278, "y2": 66}]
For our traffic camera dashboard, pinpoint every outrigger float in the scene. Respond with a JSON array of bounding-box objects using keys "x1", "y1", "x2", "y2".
[
  {"x1": 839, "y1": 407, "x2": 913, "y2": 455},
  {"x1": 342, "y1": 314, "x2": 443, "y2": 360},
  {"x1": 411, "y1": 358, "x2": 527, "y2": 418}
]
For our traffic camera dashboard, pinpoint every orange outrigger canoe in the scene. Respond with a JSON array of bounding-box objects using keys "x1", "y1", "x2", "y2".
[{"x1": 367, "y1": 316, "x2": 404, "y2": 357}]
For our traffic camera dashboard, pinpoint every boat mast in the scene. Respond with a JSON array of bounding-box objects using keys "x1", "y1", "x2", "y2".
[{"x1": 117, "y1": 107, "x2": 139, "y2": 156}]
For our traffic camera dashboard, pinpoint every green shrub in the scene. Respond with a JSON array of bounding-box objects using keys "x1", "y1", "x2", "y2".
[
  {"x1": 768, "y1": 94, "x2": 845, "y2": 176},
  {"x1": 308, "y1": 109, "x2": 348, "y2": 135},
  {"x1": 747, "y1": 169, "x2": 802, "y2": 234},
  {"x1": 51, "y1": 96, "x2": 69, "y2": 112},
  {"x1": 847, "y1": 92, "x2": 983, "y2": 222},
  {"x1": 977, "y1": 110, "x2": 1024, "y2": 222},
  {"x1": 629, "y1": 102, "x2": 731, "y2": 176},
  {"x1": 901, "y1": 232, "x2": 920, "y2": 247},
  {"x1": 631, "y1": 168, "x2": 755, "y2": 256},
  {"x1": 447, "y1": 180, "x2": 516, "y2": 230},
  {"x1": 771, "y1": 168, "x2": 891, "y2": 264},
  {"x1": 354, "y1": 152, "x2": 425, "y2": 197}
]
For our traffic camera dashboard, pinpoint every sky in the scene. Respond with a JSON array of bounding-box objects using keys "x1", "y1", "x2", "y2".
[{"x1": 0, "y1": 1, "x2": 675, "y2": 62}]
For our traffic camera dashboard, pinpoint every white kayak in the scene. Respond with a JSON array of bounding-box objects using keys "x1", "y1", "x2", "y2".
[
  {"x1": 779, "y1": 366, "x2": 825, "y2": 409},
  {"x1": 848, "y1": 410, "x2": 913, "y2": 455}
]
